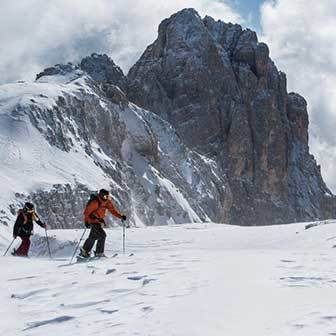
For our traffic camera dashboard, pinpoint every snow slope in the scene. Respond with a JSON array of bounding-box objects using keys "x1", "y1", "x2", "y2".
[
  {"x1": 0, "y1": 67, "x2": 228, "y2": 232},
  {"x1": 0, "y1": 77, "x2": 111, "y2": 228},
  {"x1": 1, "y1": 221, "x2": 336, "y2": 335}
]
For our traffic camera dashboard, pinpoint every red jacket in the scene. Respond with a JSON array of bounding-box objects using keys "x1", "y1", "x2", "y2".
[{"x1": 84, "y1": 196, "x2": 123, "y2": 224}]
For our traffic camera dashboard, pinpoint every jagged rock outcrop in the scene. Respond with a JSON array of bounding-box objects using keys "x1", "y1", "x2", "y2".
[
  {"x1": 127, "y1": 8, "x2": 335, "y2": 225},
  {"x1": 36, "y1": 63, "x2": 83, "y2": 81},
  {"x1": 80, "y1": 53, "x2": 127, "y2": 91}
]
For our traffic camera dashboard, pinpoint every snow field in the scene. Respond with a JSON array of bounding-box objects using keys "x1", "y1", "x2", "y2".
[{"x1": 0, "y1": 221, "x2": 335, "y2": 335}]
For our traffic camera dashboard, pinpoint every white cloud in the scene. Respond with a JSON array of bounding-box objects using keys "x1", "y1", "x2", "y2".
[
  {"x1": 261, "y1": 0, "x2": 336, "y2": 193},
  {"x1": 0, "y1": 0, "x2": 242, "y2": 84}
]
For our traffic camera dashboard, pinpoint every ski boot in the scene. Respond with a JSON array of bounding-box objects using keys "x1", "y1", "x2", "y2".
[
  {"x1": 78, "y1": 247, "x2": 90, "y2": 259},
  {"x1": 94, "y1": 251, "x2": 107, "y2": 258}
]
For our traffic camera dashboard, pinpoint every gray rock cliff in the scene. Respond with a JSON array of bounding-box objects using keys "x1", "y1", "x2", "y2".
[{"x1": 127, "y1": 8, "x2": 335, "y2": 225}]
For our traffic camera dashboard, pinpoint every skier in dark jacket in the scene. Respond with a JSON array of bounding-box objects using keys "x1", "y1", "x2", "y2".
[
  {"x1": 79, "y1": 189, "x2": 126, "y2": 258},
  {"x1": 12, "y1": 202, "x2": 46, "y2": 256}
]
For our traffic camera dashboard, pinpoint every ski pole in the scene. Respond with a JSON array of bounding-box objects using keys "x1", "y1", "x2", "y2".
[
  {"x1": 69, "y1": 228, "x2": 87, "y2": 264},
  {"x1": 3, "y1": 237, "x2": 16, "y2": 256},
  {"x1": 122, "y1": 219, "x2": 126, "y2": 254},
  {"x1": 45, "y1": 228, "x2": 52, "y2": 259}
]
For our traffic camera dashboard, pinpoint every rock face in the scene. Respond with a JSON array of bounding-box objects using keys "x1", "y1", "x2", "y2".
[
  {"x1": 127, "y1": 8, "x2": 335, "y2": 225},
  {"x1": 80, "y1": 53, "x2": 127, "y2": 91}
]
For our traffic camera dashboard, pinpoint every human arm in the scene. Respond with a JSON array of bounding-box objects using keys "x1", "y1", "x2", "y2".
[
  {"x1": 34, "y1": 212, "x2": 47, "y2": 228},
  {"x1": 106, "y1": 199, "x2": 124, "y2": 219}
]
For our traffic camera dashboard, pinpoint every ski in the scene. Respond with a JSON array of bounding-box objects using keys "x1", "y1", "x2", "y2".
[
  {"x1": 58, "y1": 253, "x2": 119, "y2": 267},
  {"x1": 76, "y1": 252, "x2": 118, "y2": 263}
]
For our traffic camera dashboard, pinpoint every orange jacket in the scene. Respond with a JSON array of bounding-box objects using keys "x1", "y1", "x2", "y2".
[{"x1": 84, "y1": 196, "x2": 123, "y2": 224}]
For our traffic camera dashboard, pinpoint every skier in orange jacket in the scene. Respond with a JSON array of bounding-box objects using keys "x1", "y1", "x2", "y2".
[{"x1": 79, "y1": 189, "x2": 126, "y2": 258}]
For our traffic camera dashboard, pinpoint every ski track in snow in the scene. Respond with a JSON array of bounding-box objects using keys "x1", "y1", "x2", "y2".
[{"x1": 0, "y1": 222, "x2": 336, "y2": 335}]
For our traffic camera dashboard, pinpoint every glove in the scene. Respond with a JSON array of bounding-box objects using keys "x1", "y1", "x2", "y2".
[
  {"x1": 42, "y1": 223, "x2": 47, "y2": 229},
  {"x1": 121, "y1": 215, "x2": 127, "y2": 221},
  {"x1": 85, "y1": 222, "x2": 91, "y2": 228}
]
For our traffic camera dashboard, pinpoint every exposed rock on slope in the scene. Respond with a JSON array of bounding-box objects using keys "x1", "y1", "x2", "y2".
[{"x1": 0, "y1": 59, "x2": 228, "y2": 228}]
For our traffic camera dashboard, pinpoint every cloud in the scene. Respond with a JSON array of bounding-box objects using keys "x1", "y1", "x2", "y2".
[
  {"x1": 0, "y1": 0, "x2": 242, "y2": 84},
  {"x1": 260, "y1": 0, "x2": 336, "y2": 193}
]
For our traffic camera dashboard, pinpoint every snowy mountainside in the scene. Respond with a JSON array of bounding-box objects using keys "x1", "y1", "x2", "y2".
[
  {"x1": 0, "y1": 64, "x2": 229, "y2": 234},
  {"x1": 1, "y1": 221, "x2": 336, "y2": 335}
]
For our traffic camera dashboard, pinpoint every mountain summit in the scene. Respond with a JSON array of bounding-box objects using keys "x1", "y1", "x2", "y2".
[{"x1": 127, "y1": 8, "x2": 335, "y2": 225}]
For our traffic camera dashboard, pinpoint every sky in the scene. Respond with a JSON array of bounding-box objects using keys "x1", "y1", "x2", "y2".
[
  {"x1": 225, "y1": 0, "x2": 264, "y2": 31},
  {"x1": 0, "y1": 0, "x2": 335, "y2": 193}
]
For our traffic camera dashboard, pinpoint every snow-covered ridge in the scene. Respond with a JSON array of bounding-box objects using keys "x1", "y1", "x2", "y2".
[{"x1": 0, "y1": 64, "x2": 228, "y2": 237}]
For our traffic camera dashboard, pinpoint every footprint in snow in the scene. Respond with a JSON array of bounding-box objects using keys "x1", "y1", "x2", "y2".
[
  {"x1": 60, "y1": 299, "x2": 110, "y2": 309},
  {"x1": 116, "y1": 262, "x2": 136, "y2": 266},
  {"x1": 142, "y1": 306, "x2": 154, "y2": 313},
  {"x1": 142, "y1": 278, "x2": 157, "y2": 286},
  {"x1": 292, "y1": 323, "x2": 305, "y2": 329},
  {"x1": 128, "y1": 275, "x2": 147, "y2": 281},
  {"x1": 105, "y1": 323, "x2": 124, "y2": 328},
  {"x1": 8, "y1": 275, "x2": 38, "y2": 282},
  {"x1": 109, "y1": 288, "x2": 133, "y2": 294},
  {"x1": 281, "y1": 276, "x2": 324, "y2": 281},
  {"x1": 23, "y1": 316, "x2": 75, "y2": 331},
  {"x1": 280, "y1": 276, "x2": 325, "y2": 287},
  {"x1": 322, "y1": 316, "x2": 336, "y2": 321},
  {"x1": 167, "y1": 293, "x2": 190, "y2": 299},
  {"x1": 99, "y1": 309, "x2": 119, "y2": 314},
  {"x1": 11, "y1": 288, "x2": 48, "y2": 299},
  {"x1": 122, "y1": 271, "x2": 138, "y2": 275}
]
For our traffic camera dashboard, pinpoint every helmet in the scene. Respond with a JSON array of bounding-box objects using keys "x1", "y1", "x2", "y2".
[{"x1": 23, "y1": 202, "x2": 34, "y2": 213}]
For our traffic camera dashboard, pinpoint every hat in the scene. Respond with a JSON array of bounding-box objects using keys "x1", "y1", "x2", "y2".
[
  {"x1": 23, "y1": 202, "x2": 34, "y2": 212},
  {"x1": 99, "y1": 189, "x2": 109, "y2": 197}
]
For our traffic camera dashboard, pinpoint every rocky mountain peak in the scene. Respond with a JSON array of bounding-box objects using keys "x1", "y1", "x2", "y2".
[
  {"x1": 159, "y1": 8, "x2": 202, "y2": 30},
  {"x1": 80, "y1": 53, "x2": 127, "y2": 91},
  {"x1": 127, "y1": 9, "x2": 335, "y2": 225},
  {"x1": 35, "y1": 63, "x2": 83, "y2": 82}
]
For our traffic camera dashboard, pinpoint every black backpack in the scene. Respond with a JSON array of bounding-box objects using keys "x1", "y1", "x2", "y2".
[{"x1": 86, "y1": 193, "x2": 101, "y2": 208}]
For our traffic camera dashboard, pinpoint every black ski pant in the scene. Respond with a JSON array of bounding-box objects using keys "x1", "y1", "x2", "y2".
[{"x1": 82, "y1": 224, "x2": 106, "y2": 254}]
